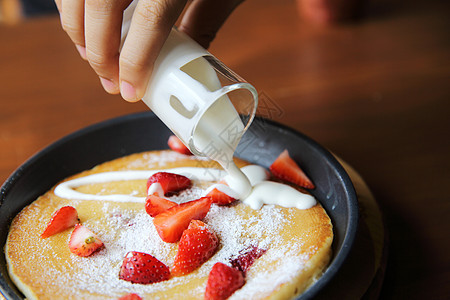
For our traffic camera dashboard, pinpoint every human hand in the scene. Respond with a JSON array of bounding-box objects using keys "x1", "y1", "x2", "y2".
[{"x1": 54, "y1": 0, "x2": 243, "y2": 102}]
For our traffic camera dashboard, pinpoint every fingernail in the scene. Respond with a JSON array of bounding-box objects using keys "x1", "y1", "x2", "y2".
[
  {"x1": 100, "y1": 77, "x2": 119, "y2": 94},
  {"x1": 120, "y1": 81, "x2": 137, "y2": 102},
  {"x1": 75, "y1": 45, "x2": 87, "y2": 60}
]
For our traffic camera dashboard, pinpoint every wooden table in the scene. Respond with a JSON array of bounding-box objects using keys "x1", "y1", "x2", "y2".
[{"x1": 0, "y1": 0, "x2": 449, "y2": 298}]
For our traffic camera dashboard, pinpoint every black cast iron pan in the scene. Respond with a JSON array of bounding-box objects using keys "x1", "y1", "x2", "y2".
[{"x1": 0, "y1": 112, "x2": 358, "y2": 299}]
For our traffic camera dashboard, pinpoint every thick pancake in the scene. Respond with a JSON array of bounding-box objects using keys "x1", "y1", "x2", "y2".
[{"x1": 5, "y1": 150, "x2": 332, "y2": 299}]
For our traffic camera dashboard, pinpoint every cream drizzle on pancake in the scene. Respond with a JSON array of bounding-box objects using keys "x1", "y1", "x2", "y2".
[{"x1": 54, "y1": 165, "x2": 316, "y2": 210}]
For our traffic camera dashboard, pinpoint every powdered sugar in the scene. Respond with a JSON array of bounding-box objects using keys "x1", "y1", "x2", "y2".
[
  {"x1": 46, "y1": 191, "x2": 306, "y2": 298},
  {"x1": 205, "y1": 204, "x2": 286, "y2": 262},
  {"x1": 169, "y1": 186, "x2": 204, "y2": 204},
  {"x1": 231, "y1": 253, "x2": 309, "y2": 299},
  {"x1": 67, "y1": 210, "x2": 178, "y2": 297},
  {"x1": 9, "y1": 151, "x2": 325, "y2": 299}
]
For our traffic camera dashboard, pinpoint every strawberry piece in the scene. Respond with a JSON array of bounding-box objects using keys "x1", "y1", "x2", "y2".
[
  {"x1": 230, "y1": 245, "x2": 266, "y2": 275},
  {"x1": 168, "y1": 135, "x2": 192, "y2": 155},
  {"x1": 41, "y1": 206, "x2": 79, "y2": 238},
  {"x1": 68, "y1": 224, "x2": 104, "y2": 257},
  {"x1": 119, "y1": 251, "x2": 170, "y2": 284},
  {"x1": 153, "y1": 197, "x2": 212, "y2": 243},
  {"x1": 147, "y1": 172, "x2": 192, "y2": 196},
  {"x1": 269, "y1": 149, "x2": 315, "y2": 189},
  {"x1": 145, "y1": 194, "x2": 178, "y2": 217},
  {"x1": 205, "y1": 262, "x2": 245, "y2": 300},
  {"x1": 207, "y1": 187, "x2": 236, "y2": 206},
  {"x1": 118, "y1": 293, "x2": 142, "y2": 300},
  {"x1": 172, "y1": 220, "x2": 219, "y2": 276}
]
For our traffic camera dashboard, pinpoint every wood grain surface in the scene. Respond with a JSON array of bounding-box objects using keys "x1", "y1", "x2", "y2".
[{"x1": 0, "y1": 0, "x2": 449, "y2": 299}]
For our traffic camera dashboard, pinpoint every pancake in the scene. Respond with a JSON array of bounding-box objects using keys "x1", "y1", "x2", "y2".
[{"x1": 5, "y1": 150, "x2": 333, "y2": 299}]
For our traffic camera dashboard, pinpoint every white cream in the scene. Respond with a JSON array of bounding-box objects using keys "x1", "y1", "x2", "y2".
[
  {"x1": 203, "y1": 165, "x2": 269, "y2": 199},
  {"x1": 191, "y1": 95, "x2": 253, "y2": 200},
  {"x1": 147, "y1": 182, "x2": 164, "y2": 197},
  {"x1": 54, "y1": 167, "x2": 226, "y2": 203},
  {"x1": 243, "y1": 181, "x2": 316, "y2": 210},
  {"x1": 54, "y1": 165, "x2": 316, "y2": 209}
]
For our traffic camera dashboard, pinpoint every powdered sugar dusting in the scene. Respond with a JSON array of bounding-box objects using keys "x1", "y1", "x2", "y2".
[
  {"x1": 9, "y1": 151, "x2": 327, "y2": 299},
  {"x1": 230, "y1": 253, "x2": 309, "y2": 299},
  {"x1": 169, "y1": 186, "x2": 204, "y2": 204},
  {"x1": 205, "y1": 204, "x2": 286, "y2": 263},
  {"x1": 67, "y1": 209, "x2": 179, "y2": 297},
  {"x1": 46, "y1": 194, "x2": 306, "y2": 298}
]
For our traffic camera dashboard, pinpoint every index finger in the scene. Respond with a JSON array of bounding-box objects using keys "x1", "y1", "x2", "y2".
[
  {"x1": 84, "y1": 0, "x2": 132, "y2": 94},
  {"x1": 119, "y1": 0, "x2": 187, "y2": 101}
]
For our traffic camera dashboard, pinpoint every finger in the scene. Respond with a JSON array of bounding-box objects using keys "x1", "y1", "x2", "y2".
[
  {"x1": 179, "y1": 0, "x2": 244, "y2": 48},
  {"x1": 119, "y1": 0, "x2": 187, "y2": 102},
  {"x1": 84, "y1": 0, "x2": 132, "y2": 94},
  {"x1": 54, "y1": 0, "x2": 62, "y2": 13},
  {"x1": 60, "y1": 0, "x2": 86, "y2": 59}
]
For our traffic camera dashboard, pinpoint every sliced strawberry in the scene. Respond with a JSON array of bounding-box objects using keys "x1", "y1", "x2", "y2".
[
  {"x1": 41, "y1": 206, "x2": 79, "y2": 238},
  {"x1": 145, "y1": 194, "x2": 178, "y2": 217},
  {"x1": 68, "y1": 224, "x2": 104, "y2": 257},
  {"x1": 230, "y1": 245, "x2": 266, "y2": 275},
  {"x1": 147, "y1": 172, "x2": 192, "y2": 196},
  {"x1": 119, "y1": 251, "x2": 170, "y2": 284},
  {"x1": 153, "y1": 197, "x2": 212, "y2": 243},
  {"x1": 207, "y1": 187, "x2": 236, "y2": 206},
  {"x1": 269, "y1": 149, "x2": 315, "y2": 189},
  {"x1": 205, "y1": 262, "x2": 245, "y2": 300},
  {"x1": 118, "y1": 293, "x2": 142, "y2": 300},
  {"x1": 168, "y1": 135, "x2": 192, "y2": 155},
  {"x1": 172, "y1": 220, "x2": 219, "y2": 276}
]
